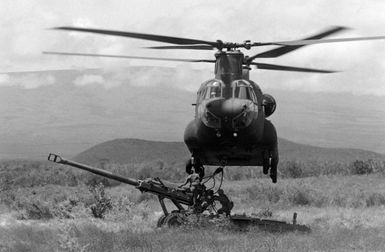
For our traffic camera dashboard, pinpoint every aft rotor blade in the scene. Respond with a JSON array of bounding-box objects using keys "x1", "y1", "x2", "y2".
[
  {"x1": 43, "y1": 51, "x2": 215, "y2": 63},
  {"x1": 251, "y1": 62, "x2": 336, "y2": 73},
  {"x1": 53, "y1": 26, "x2": 219, "y2": 47},
  {"x1": 267, "y1": 35, "x2": 385, "y2": 46},
  {"x1": 249, "y1": 26, "x2": 348, "y2": 59},
  {"x1": 145, "y1": 44, "x2": 214, "y2": 50}
]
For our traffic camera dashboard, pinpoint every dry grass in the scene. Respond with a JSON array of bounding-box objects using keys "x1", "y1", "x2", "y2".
[
  {"x1": 1, "y1": 218, "x2": 385, "y2": 251},
  {"x1": 225, "y1": 174, "x2": 385, "y2": 210},
  {"x1": 1, "y1": 174, "x2": 385, "y2": 251}
]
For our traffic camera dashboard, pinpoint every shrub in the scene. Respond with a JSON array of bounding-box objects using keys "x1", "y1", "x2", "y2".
[
  {"x1": 53, "y1": 199, "x2": 80, "y2": 219},
  {"x1": 245, "y1": 184, "x2": 284, "y2": 204},
  {"x1": 265, "y1": 187, "x2": 282, "y2": 203},
  {"x1": 289, "y1": 188, "x2": 311, "y2": 206},
  {"x1": 0, "y1": 160, "x2": 80, "y2": 189},
  {"x1": 135, "y1": 193, "x2": 156, "y2": 204},
  {"x1": 285, "y1": 161, "x2": 303, "y2": 178},
  {"x1": 88, "y1": 183, "x2": 112, "y2": 219},
  {"x1": 351, "y1": 160, "x2": 373, "y2": 175},
  {"x1": 58, "y1": 223, "x2": 89, "y2": 252},
  {"x1": 365, "y1": 193, "x2": 385, "y2": 207},
  {"x1": 18, "y1": 201, "x2": 54, "y2": 220}
]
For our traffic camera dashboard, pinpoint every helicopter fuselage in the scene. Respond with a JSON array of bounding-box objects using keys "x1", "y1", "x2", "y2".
[{"x1": 184, "y1": 50, "x2": 278, "y2": 167}]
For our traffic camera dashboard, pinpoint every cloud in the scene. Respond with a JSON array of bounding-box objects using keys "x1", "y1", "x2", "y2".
[
  {"x1": 2, "y1": 0, "x2": 385, "y2": 96},
  {"x1": 74, "y1": 74, "x2": 105, "y2": 86},
  {"x1": 73, "y1": 73, "x2": 125, "y2": 89},
  {"x1": 0, "y1": 73, "x2": 55, "y2": 89},
  {"x1": 95, "y1": 65, "x2": 212, "y2": 92},
  {"x1": 0, "y1": 74, "x2": 11, "y2": 87}
]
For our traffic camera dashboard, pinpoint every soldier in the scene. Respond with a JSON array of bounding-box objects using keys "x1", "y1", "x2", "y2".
[
  {"x1": 178, "y1": 168, "x2": 203, "y2": 210},
  {"x1": 185, "y1": 158, "x2": 205, "y2": 180},
  {"x1": 214, "y1": 189, "x2": 233, "y2": 216},
  {"x1": 201, "y1": 189, "x2": 214, "y2": 212}
]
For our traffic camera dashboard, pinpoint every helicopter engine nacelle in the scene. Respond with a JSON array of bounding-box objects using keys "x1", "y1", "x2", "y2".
[{"x1": 262, "y1": 94, "x2": 276, "y2": 118}]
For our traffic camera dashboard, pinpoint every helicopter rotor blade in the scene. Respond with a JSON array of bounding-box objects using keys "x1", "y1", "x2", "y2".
[
  {"x1": 43, "y1": 51, "x2": 335, "y2": 72},
  {"x1": 53, "y1": 26, "x2": 385, "y2": 52},
  {"x1": 43, "y1": 51, "x2": 215, "y2": 63},
  {"x1": 145, "y1": 44, "x2": 214, "y2": 50},
  {"x1": 250, "y1": 62, "x2": 336, "y2": 73},
  {"x1": 264, "y1": 35, "x2": 385, "y2": 46},
  {"x1": 53, "y1": 26, "x2": 219, "y2": 47},
  {"x1": 249, "y1": 26, "x2": 348, "y2": 60}
]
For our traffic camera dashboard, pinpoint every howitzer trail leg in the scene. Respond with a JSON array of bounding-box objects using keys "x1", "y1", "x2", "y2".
[{"x1": 158, "y1": 196, "x2": 168, "y2": 216}]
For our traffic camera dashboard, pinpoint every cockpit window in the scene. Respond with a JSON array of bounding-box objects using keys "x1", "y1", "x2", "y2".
[
  {"x1": 234, "y1": 85, "x2": 251, "y2": 99},
  {"x1": 198, "y1": 80, "x2": 224, "y2": 103},
  {"x1": 205, "y1": 83, "x2": 222, "y2": 99},
  {"x1": 232, "y1": 80, "x2": 257, "y2": 102}
]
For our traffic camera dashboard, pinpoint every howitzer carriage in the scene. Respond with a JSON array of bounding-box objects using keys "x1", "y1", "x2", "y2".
[{"x1": 48, "y1": 153, "x2": 310, "y2": 232}]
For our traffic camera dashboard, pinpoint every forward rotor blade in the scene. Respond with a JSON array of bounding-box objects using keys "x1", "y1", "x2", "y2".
[
  {"x1": 250, "y1": 62, "x2": 336, "y2": 73},
  {"x1": 43, "y1": 51, "x2": 215, "y2": 63},
  {"x1": 268, "y1": 35, "x2": 385, "y2": 46},
  {"x1": 249, "y1": 26, "x2": 348, "y2": 60},
  {"x1": 53, "y1": 26, "x2": 219, "y2": 47},
  {"x1": 145, "y1": 44, "x2": 214, "y2": 50}
]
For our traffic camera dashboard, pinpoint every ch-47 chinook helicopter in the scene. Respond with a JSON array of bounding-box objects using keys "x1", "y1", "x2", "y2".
[{"x1": 45, "y1": 26, "x2": 385, "y2": 183}]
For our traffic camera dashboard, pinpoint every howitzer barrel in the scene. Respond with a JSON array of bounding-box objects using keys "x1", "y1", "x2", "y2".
[
  {"x1": 48, "y1": 153, "x2": 192, "y2": 206},
  {"x1": 48, "y1": 153, "x2": 140, "y2": 187}
]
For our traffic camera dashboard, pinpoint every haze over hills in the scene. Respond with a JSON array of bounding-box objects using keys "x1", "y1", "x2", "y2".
[
  {"x1": 74, "y1": 138, "x2": 384, "y2": 166},
  {"x1": 1, "y1": 67, "x2": 385, "y2": 160}
]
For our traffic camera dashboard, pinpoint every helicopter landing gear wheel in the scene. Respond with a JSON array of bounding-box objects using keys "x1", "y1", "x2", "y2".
[
  {"x1": 270, "y1": 157, "x2": 278, "y2": 183},
  {"x1": 262, "y1": 157, "x2": 270, "y2": 175},
  {"x1": 262, "y1": 150, "x2": 271, "y2": 175}
]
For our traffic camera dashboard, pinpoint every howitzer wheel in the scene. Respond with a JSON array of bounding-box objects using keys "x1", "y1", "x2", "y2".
[
  {"x1": 164, "y1": 212, "x2": 185, "y2": 227},
  {"x1": 157, "y1": 214, "x2": 167, "y2": 227}
]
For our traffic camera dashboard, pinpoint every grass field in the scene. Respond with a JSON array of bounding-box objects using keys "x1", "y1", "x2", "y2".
[
  {"x1": 1, "y1": 168, "x2": 385, "y2": 251},
  {"x1": 1, "y1": 218, "x2": 385, "y2": 251}
]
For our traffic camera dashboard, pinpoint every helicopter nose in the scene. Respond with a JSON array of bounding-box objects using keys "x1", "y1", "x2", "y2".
[
  {"x1": 203, "y1": 98, "x2": 254, "y2": 129},
  {"x1": 206, "y1": 98, "x2": 250, "y2": 118},
  {"x1": 220, "y1": 99, "x2": 247, "y2": 117}
]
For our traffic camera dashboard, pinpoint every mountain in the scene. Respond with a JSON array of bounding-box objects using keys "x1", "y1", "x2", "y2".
[
  {"x1": 277, "y1": 138, "x2": 383, "y2": 162},
  {"x1": 74, "y1": 139, "x2": 189, "y2": 165},
  {"x1": 74, "y1": 138, "x2": 384, "y2": 165}
]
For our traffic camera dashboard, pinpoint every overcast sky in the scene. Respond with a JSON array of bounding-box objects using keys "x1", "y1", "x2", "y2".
[{"x1": 1, "y1": 0, "x2": 385, "y2": 95}]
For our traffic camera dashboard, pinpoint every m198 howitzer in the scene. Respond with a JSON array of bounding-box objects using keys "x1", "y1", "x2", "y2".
[
  {"x1": 48, "y1": 153, "x2": 194, "y2": 219},
  {"x1": 47, "y1": 153, "x2": 311, "y2": 232}
]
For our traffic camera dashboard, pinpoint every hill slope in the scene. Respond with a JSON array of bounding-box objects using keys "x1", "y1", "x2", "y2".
[
  {"x1": 74, "y1": 139, "x2": 189, "y2": 165},
  {"x1": 74, "y1": 138, "x2": 384, "y2": 165},
  {"x1": 278, "y1": 138, "x2": 384, "y2": 162}
]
